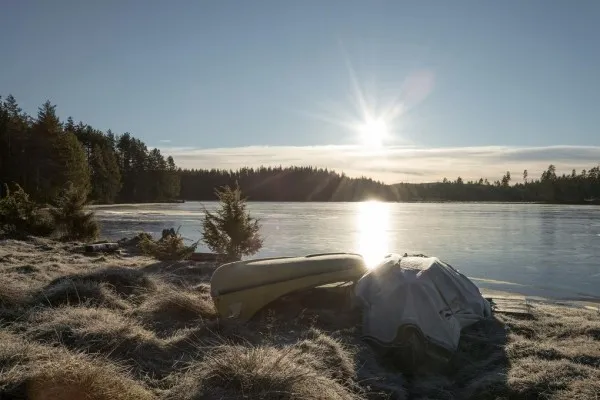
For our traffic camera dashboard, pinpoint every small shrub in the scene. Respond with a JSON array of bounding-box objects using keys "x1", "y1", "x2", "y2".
[
  {"x1": 0, "y1": 183, "x2": 55, "y2": 238},
  {"x1": 50, "y1": 182, "x2": 99, "y2": 242},
  {"x1": 202, "y1": 182, "x2": 263, "y2": 261},
  {"x1": 28, "y1": 209, "x2": 56, "y2": 237},
  {"x1": 139, "y1": 228, "x2": 197, "y2": 261}
]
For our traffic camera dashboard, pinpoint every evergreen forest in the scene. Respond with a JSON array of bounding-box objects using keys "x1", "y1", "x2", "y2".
[{"x1": 2, "y1": 95, "x2": 599, "y2": 205}]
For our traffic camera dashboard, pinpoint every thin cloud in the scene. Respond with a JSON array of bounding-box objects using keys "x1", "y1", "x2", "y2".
[
  {"x1": 158, "y1": 139, "x2": 172, "y2": 143},
  {"x1": 160, "y1": 144, "x2": 600, "y2": 184}
]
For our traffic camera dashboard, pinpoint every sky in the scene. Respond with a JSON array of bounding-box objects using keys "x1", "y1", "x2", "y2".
[{"x1": 2, "y1": 0, "x2": 600, "y2": 183}]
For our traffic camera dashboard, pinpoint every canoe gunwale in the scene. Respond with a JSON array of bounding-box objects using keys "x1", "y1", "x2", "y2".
[
  {"x1": 210, "y1": 253, "x2": 367, "y2": 297},
  {"x1": 212, "y1": 266, "x2": 365, "y2": 297}
]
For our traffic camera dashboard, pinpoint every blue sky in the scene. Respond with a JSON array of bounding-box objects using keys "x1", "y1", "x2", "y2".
[{"x1": 2, "y1": 0, "x2": 600, "y2": 182}]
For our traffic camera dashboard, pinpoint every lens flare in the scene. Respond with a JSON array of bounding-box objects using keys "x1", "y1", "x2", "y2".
[{"x1": 358, "y1": 117, "x2": 389, "y2": 148}]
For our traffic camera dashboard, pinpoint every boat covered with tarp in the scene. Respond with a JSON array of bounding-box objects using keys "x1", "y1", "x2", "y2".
[{"x1": 354, "y1": 253, "x2": 492, "y2": 363}]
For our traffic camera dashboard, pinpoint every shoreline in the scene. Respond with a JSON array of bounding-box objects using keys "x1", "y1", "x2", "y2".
[
  {"x1": 2, "y1": 236, "x2": 597, "y2": 309},
  {"x1": 88, "y1": 199, "x2": 600, "y2": 206}
]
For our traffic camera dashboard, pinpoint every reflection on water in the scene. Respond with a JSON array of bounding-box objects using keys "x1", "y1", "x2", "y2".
[
  {"x1": 93, "y1": 201, "x2": 600, "y2": 300},
  {"x1": 356, "y1": 201, "x2": 390, "y2": 267}
]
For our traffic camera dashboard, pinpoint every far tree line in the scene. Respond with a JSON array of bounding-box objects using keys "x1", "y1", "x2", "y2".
[
  {"x1": 394, "y1": 166, "x2": 600, "y2": 203},
  {"x1": 180, "y1": 165, "x2": 600, "y2": 204},
  {"x1": 1, "y1": 95, "x2": 599, "y2": 205}
]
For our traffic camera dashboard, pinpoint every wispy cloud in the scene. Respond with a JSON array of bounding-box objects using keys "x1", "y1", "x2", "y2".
[
  {"x1": 158, "y1": 139, "x2": 172, "y2": 143},
  {"x1": 160, "y1": 144, "x2": 600, "y2": 184}
]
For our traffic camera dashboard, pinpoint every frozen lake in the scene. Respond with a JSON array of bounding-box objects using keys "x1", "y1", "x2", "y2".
[{"x1": 92, "y1": 201, "x2": 600, "y2": 301}]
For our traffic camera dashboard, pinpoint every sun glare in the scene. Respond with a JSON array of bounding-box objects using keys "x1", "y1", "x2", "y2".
[
  {"x1": 356, "y1": 200, "x2": 390, "y2": 268},
  {"x1": 358, "y1": 118, "x2": 388, "y2": 148}
]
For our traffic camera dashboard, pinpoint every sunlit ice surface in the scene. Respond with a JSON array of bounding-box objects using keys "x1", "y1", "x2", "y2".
[{"x1": 356, "y1": 200, "x2": 391, "y2": 268}]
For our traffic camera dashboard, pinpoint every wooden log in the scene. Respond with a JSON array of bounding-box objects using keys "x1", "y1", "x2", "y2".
[{"x1": 85, "y1": 243, "x2": 120, "y2": 253}]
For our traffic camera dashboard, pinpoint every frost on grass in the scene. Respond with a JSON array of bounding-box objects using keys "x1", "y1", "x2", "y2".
[
  {"x1": 19, "y1": 307, "x2": 173, "y2": 380},
  {"x1": 0, "y1": 331, "x2": 154, "y2": 400},
  {"x1": 1, "y1": 239, "x2": 600, "y2": 400},
  {"x1": 34, "y1": 279, "x2": 128, "y2": 309},
  {"x1": 136, "y1": 286, "x2": 217, "y2": 336},
  {"x1": 45, "y1": 267, "x2": 157, "y2": 298},
  {"x1": 170, "y1": 343, "x2": 363, "y2": 400}
]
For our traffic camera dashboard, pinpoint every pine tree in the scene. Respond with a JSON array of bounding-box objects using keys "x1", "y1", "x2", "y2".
[
  {"x1": 501, "y1": 171, "x2": 511, "y2": 187},
  {"x1": 164, "y1": 156, "x2": 181, "y2": 200},
  {"x1": 0, "y1": 96, "x2": 30, "y2": 192},
  {"x1": 202, "y1": 182, "x2": 263, "y2": 261},
  {"x1": 100, "y1": 144, "x2": 122, "y2": 203},
  {"x1": 30, "y1": 101, "x2": 90, "y2": 202},
  {"x1": 90, "y1": 144, "x2": 109, "y2": 203},
  {"x1": 50, "y1": 182, "x2": 99, "y2": 241},
  {"x1": 54, "y1": 131, "x2": 90, "y2": 197}
]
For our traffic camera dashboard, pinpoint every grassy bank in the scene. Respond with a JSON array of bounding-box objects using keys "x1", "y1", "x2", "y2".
[{"x1": 1, "y1": 238, "x2": 599, "y2": 399}]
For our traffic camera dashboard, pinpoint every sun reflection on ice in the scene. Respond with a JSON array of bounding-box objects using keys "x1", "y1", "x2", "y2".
[{"x1": 356, "y1": 201, "x2": 391, "y2": 268}]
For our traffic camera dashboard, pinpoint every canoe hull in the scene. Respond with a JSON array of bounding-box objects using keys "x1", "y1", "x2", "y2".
[{"x1": 210, "y1": 253, "x2": 367, "y2": 321}]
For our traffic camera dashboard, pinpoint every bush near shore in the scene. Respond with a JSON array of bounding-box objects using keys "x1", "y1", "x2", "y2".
[
  {"x1": 0, "y1": 238, "x2": 599, "y2": 399},
  {"x1": 0, "y1": 183, "x2": 99, "y2": 242}
]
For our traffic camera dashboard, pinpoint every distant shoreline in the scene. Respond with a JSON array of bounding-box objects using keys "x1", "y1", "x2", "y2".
[{"x1": 89, "y1": 199, "x2": 598, "y2": 206}]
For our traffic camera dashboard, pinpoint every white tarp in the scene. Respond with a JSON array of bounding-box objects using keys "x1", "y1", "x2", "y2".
[{"x1": 355, "y1": 254, "x2": 492, "y2": 354}]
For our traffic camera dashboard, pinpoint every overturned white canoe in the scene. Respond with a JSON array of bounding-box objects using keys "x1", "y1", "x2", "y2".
[
  {"x1": 355, "y1": 254, "x2": 492, "y2": 356},
  {"x1": 211, "y1": 253, "x2": 367, "y2": 321}
]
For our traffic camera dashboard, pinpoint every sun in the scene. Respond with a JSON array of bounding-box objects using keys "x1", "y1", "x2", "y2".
[{"x1": 358, "y1": 117, "x2": 388, "y2": 148}]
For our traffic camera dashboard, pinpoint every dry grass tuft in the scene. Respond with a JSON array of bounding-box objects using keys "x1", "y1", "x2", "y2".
[
  {"x1": 34, "y1": 279, "x2": 128, "y2": 309},
  {"x1": 47, "y1": 267, "x2": 157, "y2": 299},
  {"x1": 0, "y1": 277, "x2": 31, "y2": 309},
  {"x1": 137, "y1": 287, "x2": 217, "y2": 336},
  {"x1": 170, "y1": 343, "x2": 363, "y2": 400},
  {"x1": 508, "y1": 357, "x2": 600, "y2": 399},
  {"x1": 293, "y1": 328, "x2": 357, "y2": 383},
  {"x1": 507, "y1": 336, "x2": 600, "y2": 368},
  {"x1": 20, "y1": 307, "x2": 170, "y2": 379},
  {"x1": 0, "y1": 331, "x2": 154, "y2": 400}
]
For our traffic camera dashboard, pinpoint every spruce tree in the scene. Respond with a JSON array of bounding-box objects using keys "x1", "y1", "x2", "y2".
[
  {"x1": 54, "y1": 130, "x2": 90, "y2": 197},
  {"x1": 100, "y1": 144, "x2": 122, "y2": 203},
  {"x1": 0, "y1": 96, "x2": 30, "y2": 192},
  {"x1": 90, "y1": 144, "x2": 109, "y2": 203},
  {"x1": 30, "y1": 101, "x2": 90, "y2": 202},
  {"x1": 50, "y1": 182, "x2": 98, "y2": 242},
  {"x1": 201, "y1": 182, "x2": 262, "y2": 261},
  {"x1": 164, "y1": 156, "x2": 181, "y2": 200},
  {"x1": 89, "y1": 141, "x2": 121, "y2": 203}
]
